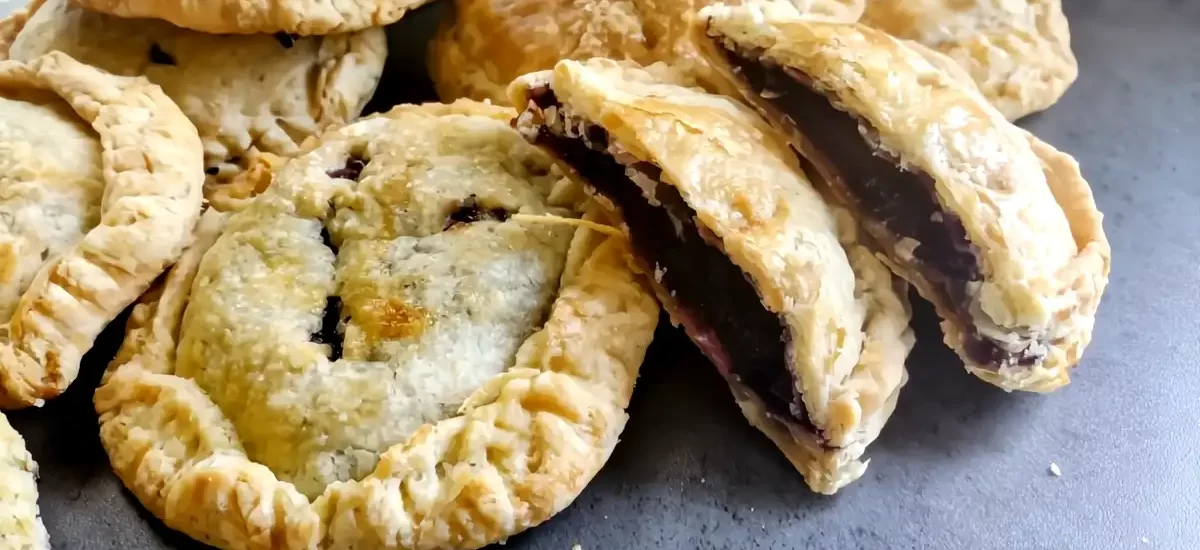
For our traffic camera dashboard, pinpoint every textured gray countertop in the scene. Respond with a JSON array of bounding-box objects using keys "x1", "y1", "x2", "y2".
[{"x1": 5, "y1": 0, "x2": 1199, "y2": 548}]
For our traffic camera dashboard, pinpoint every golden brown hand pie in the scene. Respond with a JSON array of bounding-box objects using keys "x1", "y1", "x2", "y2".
[
  {"x1": 697, "y1": 3, "x2": 1110, "y2": 392},
  {"x1": 510, "y1": 58, "x2": 913, "y2": 494},
  {"x1": 0, "y1": 52, "x2": 204, "y2": 409},
  {"x1": 0, "y1": 0, "x2": 386, "y2": 209},
  {"x1": 860, "y1": 0, "x2": 1078, "y2": 121},
  {"x1": 0, "y1": 413, "x2": 47, "y2": 550},
  {"x1": 94, "y1": 100, "x2": 659, "y2": 549},
  {"x1": 68, "y1": 0, "x2": 434, "y2": 34},
  {"x1": 428, "y1": 0, "x2": 864, "y2": 105}
]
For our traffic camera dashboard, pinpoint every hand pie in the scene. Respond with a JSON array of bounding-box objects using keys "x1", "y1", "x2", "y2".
[
  {"x1": 860, "y1": 0, "x2": 1078, "y2": 121},
  {"x1": 1, "y1": 0, "x2": 386, "y2": 209},
  {"x1": 428, "y1": 0, "x2": 864, "y2": 105},
  {"x1": 94, "y1": 101, "x2": 659, "y2": 549},
  {"x1": 68, "y1": 0, "x2": 433, "y2": 34},
  {"x1": 697, "y1": 3, "x2": 1110, "y2": 392},
  {"x1": 510, "y1": 59, "x2": 913, "y2": 494},
  {"x1": 0, "y1": 52, "x2": 204, "y2": 409},
  {"x1": 0, "y1": 413, "x2": 48, "y2": 550}
]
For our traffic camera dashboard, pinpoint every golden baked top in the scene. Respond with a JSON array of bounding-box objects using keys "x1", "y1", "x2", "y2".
[{"x1": 95, "y1": 100, "x2": 660, "y2": 549}]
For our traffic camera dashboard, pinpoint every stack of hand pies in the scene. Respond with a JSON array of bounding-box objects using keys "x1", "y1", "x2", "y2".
[{"x1": 0, "y1": 0, "x2": 1109, "y2": 548}]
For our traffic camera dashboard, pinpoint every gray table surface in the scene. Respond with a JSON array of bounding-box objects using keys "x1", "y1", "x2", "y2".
[{"x1": 5, "y1": 0, "x2": 1199, "y2": 548}]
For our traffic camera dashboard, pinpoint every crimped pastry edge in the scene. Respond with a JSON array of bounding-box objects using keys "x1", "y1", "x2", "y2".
[
  {"x1": 94, "y1": 101, "x2": 660, "y2": 550},
  {"x1": 0, "y1": 52, "x2": 205, "y2": 409},
  {"x1": 694, "y1": 4, "x2": 1109, "y2": 392},
  {"x1": 508, "y1": 58, "x2": 913, "y2": 493}
]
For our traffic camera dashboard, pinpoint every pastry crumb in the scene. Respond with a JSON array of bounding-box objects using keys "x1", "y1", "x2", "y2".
[
  {"x1": 1141, "y1": 537, "x2": 1150, "y2": 544},
  {"x1": 1049, "y1": 463, "x2": 1062, "y2": 476},
  {"x1": 700, "y1": 477, "x2": 706, "y2": 484}
]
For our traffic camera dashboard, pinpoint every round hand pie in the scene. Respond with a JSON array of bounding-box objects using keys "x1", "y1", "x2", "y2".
[
  {"x1": 1, "y1": 0, "x2": 387, "y2": 209},
  {"x1": 860, "y1": 0, "x2": 1078, "y2": 121},
  {"x1": 0, "y1": 52, "x2": 204, "y2": 409},
  {"x1": 0, "y1": 413, "x2": 47, "y2": 550},
  {"x1": 68, "y1": 0, "x2": 437, "y2": 35},
  {"x1": 94, "y1": 101, "x2": 659, "y2": 549},
  {"x1": 428, "y1": 0, "x2": 864, "y2": 105},
  {"x1": 510, "y1": 59, "x2": 913, "y2": 494},
  {"x1": 697, "y1": 3, "x2": 1110, "y2": 392}
]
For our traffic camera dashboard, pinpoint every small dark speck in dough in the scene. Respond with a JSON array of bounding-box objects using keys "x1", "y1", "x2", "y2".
[
  {"x1": 326, "y1": 156, "x2": 368, "y2": 181},
  {"x1": 274, "y1": 32, "x2": 300, "y2": 48},
  {"x1": 445, "y1": 194, "x2": 511, "y2": 230},
  {"x1": 148, "y1": 43, "x2": 176, "y2": 66}
]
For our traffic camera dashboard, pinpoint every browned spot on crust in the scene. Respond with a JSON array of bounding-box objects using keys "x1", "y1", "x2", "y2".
[{"x1": 357, "y1": 298, "x2": 428, "y2": 340}]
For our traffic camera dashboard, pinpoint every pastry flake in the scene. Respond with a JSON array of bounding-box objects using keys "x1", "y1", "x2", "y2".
[
  {"x1": 68, "y1": 0, "x2": 434, "y2": 34},
  {"x1": 697, "y1": 3, "x2": 1110, "y2": 392},
  {"x1": 0, "y1": 413, "x2": 48, "y2": 550},
  {"x1": 1, "y1": 0, "x2": 386, "y2": 209},
  {"x1": 428, "y1": 0, "x2": 865, "y2": 105},
  {"x1": 0, "y1": 52, "x2": 204, "y2": 409},
  {"x1": 860, "y1": 0, "x2": 1078, "y2": 120},
  {"x1": 509, "y1": 58, "x2": 913, "y2": 494},
  {"x1": 94, "y1": 100, "x2": 660, "y2": 549}
]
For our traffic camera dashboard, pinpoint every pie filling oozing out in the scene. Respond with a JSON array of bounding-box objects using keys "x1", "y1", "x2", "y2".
[
  {"x1": 717, "y1": 45, "x2": 1045, "y2": 371},
  {"x1": 519, "y1": 85, "x2": 818, "y2": 434}
]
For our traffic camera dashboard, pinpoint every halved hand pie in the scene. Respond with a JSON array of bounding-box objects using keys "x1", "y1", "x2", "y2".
[
  {"x1": 0, "y1": 52, "x2": 204, "y2": 408},
  {"x1": 861, "y1": 0, "x2": 1078, "y2": 121},
  {"x1": 697, "y1": 3, "x2": 1110, "y2": 392},
  {"x1": 0, "y1": 413, "x2": 47, "y2": 550},
  {"x1": 510, "y1": 59, "x2": 913, "y2": 494},
  {"x1": 1, "y1": 0, "x2": 386, "y2": 209},
  {"x1": 94, "y1": 101, "x2": 659, "y2": 549},
  {"x1": 428, "y1": 0, "x2": 865, "y2": 105}
]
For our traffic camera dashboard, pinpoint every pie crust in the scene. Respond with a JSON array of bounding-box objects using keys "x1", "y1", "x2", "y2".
[
  {"x1": 861, "y1": 0, "x2": 1078, "y2": 121},
  {"x1": 0, "y1": 0, "x2": 387, "y2": 209},
  {"x1": 0, "y1": 52, "x2": 204, "y2": 409},
  {"x1": 697, "y1": 3, "x2": 1110, "y2": 392},
  {"x1": 427, "y1": 0, "x2": 864, "y2": 105},
  {"x1": 94, "y1": 101, "x2": 659, "y2": 549},
  {"x1": 509, "y1": 59, "x2": 913, "y2": 494},
  {"x1": 67, "y1": 0, "x2": 436, "y2": 35},
  {"x1": 0, "y1": 413, "x2": 47, "y2": 550}
]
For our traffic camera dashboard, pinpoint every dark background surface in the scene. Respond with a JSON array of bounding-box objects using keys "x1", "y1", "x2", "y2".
[{"x1": 5, "y1": 0, "x2": 1199, "y2": 548}]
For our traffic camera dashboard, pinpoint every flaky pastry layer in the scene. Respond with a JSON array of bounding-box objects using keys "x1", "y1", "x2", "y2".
[
  {"x1": 0, "y1": 52, "x2": 204, "y2": 409},
  {"x1": 510, "y1": 59, "x2": 912, "y2": 494},
  {"x1": 697, "y1": 3, "x2": 1110, "y2": 391},
  {"x1": 95, "y1": 101, "x2": 659, "y2": 549}
]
